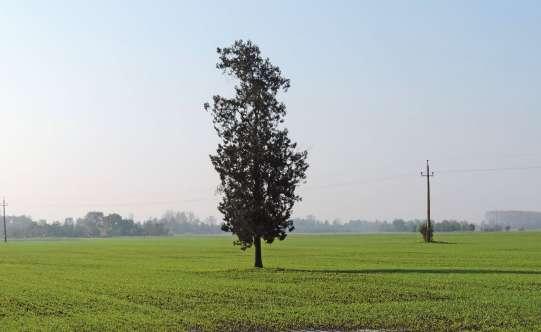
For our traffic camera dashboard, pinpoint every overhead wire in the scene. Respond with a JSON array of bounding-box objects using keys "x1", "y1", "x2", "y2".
[
  {"x1": 439, "y1": 165, "x2": 541, "y2": 174},
  {"x1": 5, "y1": 164, "x2": 541, "y2": 209}
]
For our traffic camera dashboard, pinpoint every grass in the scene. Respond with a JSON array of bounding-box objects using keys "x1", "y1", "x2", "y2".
[{"x1": 0, "y1": 232, "x2": 540, "y2": 331}]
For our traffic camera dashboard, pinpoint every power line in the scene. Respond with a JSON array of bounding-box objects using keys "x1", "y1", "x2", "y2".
[
  {"x1": 306, "y1": 165, "x2": 541, "y2": 191},
  {"x1": 440, "y1": 165, "x2": 541, "y2": 174},
  {"x1": 5, "y1": 164, "x2": 541, "y2": 211},
  {"x1": 303, "y1": 172, "x2": 417, "y2": 191},
  {"x1": 307, "y1": 163, "x2": 541, "y2": 189},
  {"x1": 21, "y1": 197, "x2": 213, "y2": 209}
]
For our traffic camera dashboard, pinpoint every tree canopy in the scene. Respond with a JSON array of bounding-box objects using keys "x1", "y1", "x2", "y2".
[{"x1": 205, "y1": 40, "x2": 308, "y2": 267}]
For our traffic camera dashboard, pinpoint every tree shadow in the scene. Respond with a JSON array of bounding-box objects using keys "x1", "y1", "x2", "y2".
[
  {"x1": 430, "y1": 240, "x2": 456, "y2": 244},
  {"x1": 271, "y1": 268, "x2": 541, "y2": 275}
]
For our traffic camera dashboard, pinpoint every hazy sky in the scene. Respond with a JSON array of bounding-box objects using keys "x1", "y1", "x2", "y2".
[{"x1": 1, "y1": 1, "x2": 540, "y2": 223}]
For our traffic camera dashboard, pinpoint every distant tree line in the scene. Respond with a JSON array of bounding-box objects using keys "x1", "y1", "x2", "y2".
[
  {"x1": 293, "y1": 216, "x2": 476, "y2": 233},
  {"x1": 479, "y1": 223, "x2": 517, "y2": 232},
  {"x1": 5, "y1": 211, "x2": 221, "y2": 238},
  {"x1": 6, "y1": 212, "x2": 513, "y2": 239}
]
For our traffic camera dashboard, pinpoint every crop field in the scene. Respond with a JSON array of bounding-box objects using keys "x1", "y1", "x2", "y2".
[{"x1": 0, "y1": 232, "x2": 540, "y2": 331}]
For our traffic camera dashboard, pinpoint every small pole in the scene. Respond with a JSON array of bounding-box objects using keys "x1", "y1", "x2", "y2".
[
  {"x1": 2, "y1": 198, "x2": 7, "y2": 243},
  {"x1": 421, "y1": 161, "x2": 435, "y2": 242}
]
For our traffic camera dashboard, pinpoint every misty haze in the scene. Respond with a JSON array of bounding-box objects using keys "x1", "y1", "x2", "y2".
[{"x1": 0, "y1": 1, "x2": 540, "y2": 331}]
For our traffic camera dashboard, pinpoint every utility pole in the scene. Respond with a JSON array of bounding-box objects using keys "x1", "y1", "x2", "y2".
[
  {"x1": 421, "y1": 161, "x2": 434, "y2": 242},
  {"x1": 1, "y1": 198, "x2": 7, "y2": 243}
]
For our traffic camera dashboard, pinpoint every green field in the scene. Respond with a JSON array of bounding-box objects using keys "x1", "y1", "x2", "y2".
[{"x1": 0, "y1": 232, "x2": 540, "y2": 331}]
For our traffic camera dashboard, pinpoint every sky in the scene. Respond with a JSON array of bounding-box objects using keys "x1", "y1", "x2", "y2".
[{"x1": 0, "y1": 0, "x2": 540, "y2": 223}]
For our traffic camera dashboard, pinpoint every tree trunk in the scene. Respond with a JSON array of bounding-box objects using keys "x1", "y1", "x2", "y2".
[{"x1": 254, "y1": 236, "x2": 263, "y2": 268}]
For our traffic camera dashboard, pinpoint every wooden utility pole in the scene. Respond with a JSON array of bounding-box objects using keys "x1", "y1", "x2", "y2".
[
  {"x1": 1, "y1": 198, "x2": 7, "y2": 243},
  {"x1": 421, "y1": 161, "x2": 434, "y2": 242}
]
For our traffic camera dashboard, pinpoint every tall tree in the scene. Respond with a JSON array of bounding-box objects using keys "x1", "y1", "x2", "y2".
[{"x1": 205, "y1": 40, "x2": 308, "y2": 268}]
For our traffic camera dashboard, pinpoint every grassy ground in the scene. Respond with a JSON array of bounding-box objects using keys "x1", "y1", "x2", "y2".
[{"x1": 0, "y1": 232, "x2": 539, "y2": 331}]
